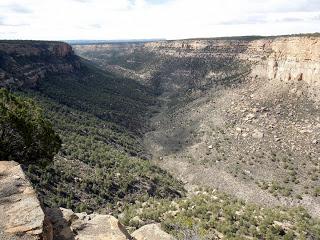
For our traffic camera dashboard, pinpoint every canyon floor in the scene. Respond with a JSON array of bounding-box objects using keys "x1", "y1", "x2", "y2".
[
  {"x1": 144, "y1": 71, "x2": 320, "y2": 216},
  {"x1": 74, "y1": 35, "x2": 320, "y2": 217}
]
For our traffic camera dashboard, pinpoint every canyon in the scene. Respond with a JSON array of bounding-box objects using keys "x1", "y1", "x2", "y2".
[
  {"x1": 1, "y1": 34, "x2": 320, "y2": 239},
  {"x1": 74, "y1": 34, "x2": 320, "y2": 214}
]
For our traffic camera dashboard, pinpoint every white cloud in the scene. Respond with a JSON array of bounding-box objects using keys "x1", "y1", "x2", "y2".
[{"x1": 0, "y1": 0, "x2": 319, "y2": 40}]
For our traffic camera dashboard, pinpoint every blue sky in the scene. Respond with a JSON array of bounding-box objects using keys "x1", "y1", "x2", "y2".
[{"x1": 0, "y1": 0, "x2": 320, "y2": 40}]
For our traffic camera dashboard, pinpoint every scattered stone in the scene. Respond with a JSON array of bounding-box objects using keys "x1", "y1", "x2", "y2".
[
  {"x1": 46, "y1": 208, "x2": 75, "y2": 240},
  {"x1": 244, "y1": 113, "x2": 256, "y2": 121},
  {"x1": 73, "y1": 214, "x2": 132, "y2": 240},
  {"x1": 260, "y1": 107, "x2": 268, "y2": 112},
  {"x1": 273, "y1": 221, "x2": 294, "y2": 232},
  {"x1": 296, "y1": 73, "x2": 303, "y2": 81},
  {"x1": 300, "y1": 129, "x2": 312, "y2": 134},
  {"x1": 252, "y1": 130, "x2": 264, "y2": 139},
  {"x1": 296, "y1": 90, "x2": 303, "y2": 97},
  {"x1": 274, "y1": 136, "x2": 281, "y2": 142},
  {"x1": 236, "y1": 127, "x2": 242, "y2": 133}
]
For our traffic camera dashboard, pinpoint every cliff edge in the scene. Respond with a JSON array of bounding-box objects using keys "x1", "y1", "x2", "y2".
[
  {"x1": 0, "y1": 161, "x2": 175, "y2": 240},
  {"x1": 0, "y1": 41, "x2": 80, "y2": 88},
  {"x1": 0, "y1": 161, "x2": 52, "y2": 240}
]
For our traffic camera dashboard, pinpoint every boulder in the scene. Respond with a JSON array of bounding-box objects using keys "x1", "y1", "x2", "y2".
[
  {"x1": 45, "y1": 208, "x2": 76, "y2": 240},
  {"x1": 252, "y1": 130, "x2": 264, "y2": 139},
  {"x1": 73, "y1": 214, "x2": 132, "y2": 240},
  {"x1": 46, "y1": 208, "x2": 132, "y2": 240},
  {"x1": 132, "y1": 224, "x2": 175, "y2": 240},
  {"x1": 0, "y1": 161, "x2": 52, "y2": 240}
]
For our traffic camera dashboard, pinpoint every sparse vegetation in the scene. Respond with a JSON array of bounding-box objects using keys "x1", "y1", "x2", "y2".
[{"x1": 121, "y1": 188, "x2": 320, "y2": 239}]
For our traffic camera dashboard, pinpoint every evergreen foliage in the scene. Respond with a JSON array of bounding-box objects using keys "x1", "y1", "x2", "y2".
[{"x1": 0, "y1": 88, "x2": 61, "y2": 164}]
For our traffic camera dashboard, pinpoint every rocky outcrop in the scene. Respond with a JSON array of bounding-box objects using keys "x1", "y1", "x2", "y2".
[
  {"x1": 0, "y1": 41, "x2": 80, "y2": 88},
  {"x1": 46, "y1": 207, "x2": 181, "y2": 240},
  {"x1": 47, "y1": 208, "x2": 177, "y2": 240},
  {"x1": 0, "y1": 162, "x2": 176, "y2": 240},
  {"x1": 46, "y1": 208, "x2": 132, "y2": 240},
  {"x1": 0, "y1": 161, "x2": 52, "y2": 240},
  {"x1": 131, "y1": 224, "x2": 175, "y2": 240},
  {"x1": 244, "y1": 36, "x2": 320, "y2": 102}
]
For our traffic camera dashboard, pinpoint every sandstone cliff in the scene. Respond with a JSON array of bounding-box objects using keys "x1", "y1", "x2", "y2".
[
  {"x1": 74, "y1": 35, "x2": 320, "y2": 102},
  {"x1": 0, "y1": 161, "x2": 52, "y2": 240},
  {"x1": 244, "y1": 37, "x2": 320, "y2": 103},
  {"x1": 0, "y1": 41, "x2": 80, "y2": 88},
  {"x1": 148, "y1": 36, "x2": 320, "y2": 102}
]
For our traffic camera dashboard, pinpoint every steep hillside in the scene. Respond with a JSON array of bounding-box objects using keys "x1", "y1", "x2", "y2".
[
  {"x1": 74, "y1": 35, "x2": 320, "y2": 216},
  {"x1": 0, "y1": 41, "x2": 185, "y2": 213}
]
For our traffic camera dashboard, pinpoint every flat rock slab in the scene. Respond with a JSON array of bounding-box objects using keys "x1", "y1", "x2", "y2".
[
  {"x1": 132, "y1": 224, "x2": 175, "y2": 240},
  {"x1": 73, "y1": 214, "x2": 132, "y2": 240},
  {"x1": 0, "y1": 161, "x2": 48, "y2": 240}
]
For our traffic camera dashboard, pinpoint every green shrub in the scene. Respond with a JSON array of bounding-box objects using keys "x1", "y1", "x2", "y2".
[
  {"x1": 0, "y1": 88, "x2": 61, "y2": 164},
  {"x1": 122, "y1": 189, "x2": 320, "y2": 239}
]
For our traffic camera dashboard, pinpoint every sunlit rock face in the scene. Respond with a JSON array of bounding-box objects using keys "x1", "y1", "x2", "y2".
[
  {"x1": 0, "y1": 161, "x2": 52, "y2": 240},
  {"x1": 242, "y1": 37, "x2": 320, "y2": 102}
]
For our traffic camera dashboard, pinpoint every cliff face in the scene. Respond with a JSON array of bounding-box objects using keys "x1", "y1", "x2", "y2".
[
  {"x1": 74, "y1": 39, "x2": 251, "y2": 96},
  {"x1": 244, "y1": 37, "x2": 320, "y2": 102},
  {"x1": 0, "y1": 161, "x2": 52, "y2": 240},
  {"x1": 143, "y1": 39, "x2": 249, "y2": 56},
  {"x1": 74, "y1": 36, "x2": 320, "y2": 102},
  {"x1": 145, "y1": 37, "x2": 320, "y2": 101},
  {"x1": 0, "y1": 41, "x2": 80, "y2": 88}
]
